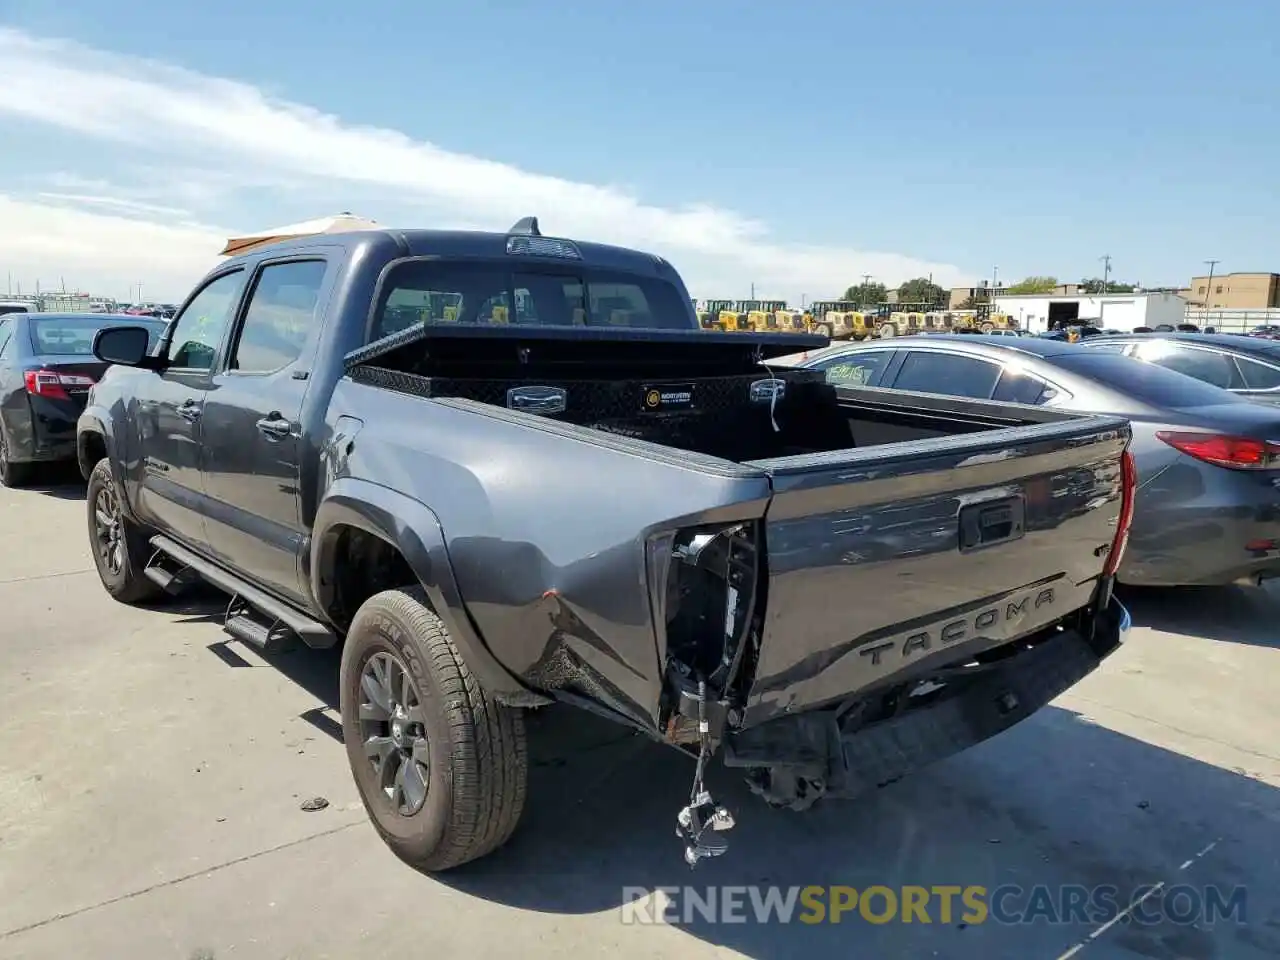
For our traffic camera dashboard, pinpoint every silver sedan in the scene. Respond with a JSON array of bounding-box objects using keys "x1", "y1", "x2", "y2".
[{"x1": 773, "y1": 335, "x2": 1280, "y2": 588}]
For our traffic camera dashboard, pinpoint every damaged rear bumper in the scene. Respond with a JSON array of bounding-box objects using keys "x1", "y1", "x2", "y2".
[{"x1": 722, "y1": 598, "x2": 1130, "y2": 807}]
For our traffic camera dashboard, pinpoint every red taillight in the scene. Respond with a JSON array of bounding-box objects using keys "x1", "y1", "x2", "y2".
[
  {"x1": 23, "y1": 368, "x2": 96, "y2": 401},
  {"x1": 1103, "y1": 449, "x2": 1137, "y2": 578},
  {"x1": 1155, "y1": 431, "x2": 1280, "y2": 470}
]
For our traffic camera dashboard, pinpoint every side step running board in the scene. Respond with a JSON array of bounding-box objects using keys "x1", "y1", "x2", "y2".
[
  {"x1": 149, "y1": 535, "x2": 338, "y2": 650},
  {"x1": 224, "y1": 598, "x2": 293, "y2": 655},
  {"x1": 143, "y1": 558, "x2": 202, "y2": 595}
]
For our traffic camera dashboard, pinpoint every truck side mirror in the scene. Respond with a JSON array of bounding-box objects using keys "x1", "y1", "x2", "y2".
[{"x1": 93, "y1": 325, "x2": 161, "y2": 369}]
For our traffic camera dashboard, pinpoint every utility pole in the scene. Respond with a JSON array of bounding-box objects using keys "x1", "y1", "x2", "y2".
[
  {"x1": 750, "y1": 282, "x2": 755, "y2": 300},
  {"x1": 1099, "y1": 255, "x2": 1112, "y2": 295},
  {"x1": 1202, "y1": 259, "x2": 1219, "y2": 320}
]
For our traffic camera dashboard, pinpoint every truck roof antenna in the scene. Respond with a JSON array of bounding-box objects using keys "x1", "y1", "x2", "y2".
[{"x1": 508, "y1": 216, "x2": 541, "y2": 236}]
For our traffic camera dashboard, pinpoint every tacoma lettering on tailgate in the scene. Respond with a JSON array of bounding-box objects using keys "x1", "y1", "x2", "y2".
[{"x1": 858, "y1": 586, "x2": 1056, "y2": 667}]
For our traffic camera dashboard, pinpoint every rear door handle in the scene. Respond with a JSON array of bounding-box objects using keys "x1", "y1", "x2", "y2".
[
  {"x1": 255, "y1": 413, "x2": 293, "y2": 440},
  {"x1": 177, "y1": 399, "x2": 202, "y2": 422}
]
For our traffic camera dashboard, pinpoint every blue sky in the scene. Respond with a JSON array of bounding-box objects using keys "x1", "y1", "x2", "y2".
[{"x1": 0, "y1": 0, "x2": 1276, "y2": 303}]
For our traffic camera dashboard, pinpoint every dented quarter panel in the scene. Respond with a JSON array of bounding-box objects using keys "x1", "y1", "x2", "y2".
[
  {"x1": 741, "y1": 419, "x2": 1129, "y2": 728},
  {"x1": 326, "y1": 379, "x2": 772, "y2": 730}
]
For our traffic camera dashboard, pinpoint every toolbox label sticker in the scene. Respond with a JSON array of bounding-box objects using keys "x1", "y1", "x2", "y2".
[{"x1": 641, "y1": 383, "x2": 695, "y2": 412}]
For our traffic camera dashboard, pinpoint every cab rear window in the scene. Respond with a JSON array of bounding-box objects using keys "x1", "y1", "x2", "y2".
[{"x1": 371, "y1": 260, "x2": 692, "y2": 340}]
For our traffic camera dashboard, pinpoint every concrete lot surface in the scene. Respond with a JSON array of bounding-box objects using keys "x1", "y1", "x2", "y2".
[{"x1": 1, "y1": 472, "x2": 1278, "y2": 959}]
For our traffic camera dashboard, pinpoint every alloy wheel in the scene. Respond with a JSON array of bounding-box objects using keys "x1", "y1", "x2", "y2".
[
  {"x1": 358, "y1": 651, "x2": 431, "y2": 816},
  {"x1": 92, "y1": 480, "x2": 126, "y2": 576}
]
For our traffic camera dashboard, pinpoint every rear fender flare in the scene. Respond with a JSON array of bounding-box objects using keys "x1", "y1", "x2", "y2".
[{"x1": 311, "y1": 478, "x2": 551, "y2": 707}]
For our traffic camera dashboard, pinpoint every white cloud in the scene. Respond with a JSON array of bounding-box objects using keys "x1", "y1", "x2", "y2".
[
  {"x1": 0, "y1": 26, "x2": 971, "y2": 302},
  {"x1": 0, "y1": 195, "x2": 226, "y2": 301},
  {"x1": 36, "y1": 192, "x2": 193, "y2": 219}
]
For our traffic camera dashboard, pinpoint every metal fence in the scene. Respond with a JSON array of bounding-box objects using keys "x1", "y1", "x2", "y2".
[{"x1": 1182, "y1": 308, "x2": 1280, "y2": 333}]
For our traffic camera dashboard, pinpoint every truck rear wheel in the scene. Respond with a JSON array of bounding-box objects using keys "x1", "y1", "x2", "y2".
[
  {"x1": 86, "y1": 459, "x2": 162, "y2": 604},
  {"x1": 340, "y1": 586, "x2": 528, "y2": 872}
]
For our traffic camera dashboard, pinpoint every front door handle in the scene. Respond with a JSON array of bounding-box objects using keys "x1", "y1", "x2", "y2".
[
  {"x1": 177, "y1": 399, "x2": 202, "y2": 422},
  {"x1": 255, "y1": 413, "x2": 292, "y2": 440}
]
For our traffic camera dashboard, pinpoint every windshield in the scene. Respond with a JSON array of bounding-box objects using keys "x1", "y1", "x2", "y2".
[
  {"x1": 371, "y1": 260, "x2": 693, "y2": 339},
  {"x1": 29, "y1": 315, "x2": 168, "y2": 356},
  {"x1": 1053, "y1": 351, "x2": 1246, "y2": 409}
]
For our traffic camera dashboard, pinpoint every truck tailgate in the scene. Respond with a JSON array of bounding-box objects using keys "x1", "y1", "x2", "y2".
[{"x1": 740, "y1": 415, "x2": 1130, "y2": 728}]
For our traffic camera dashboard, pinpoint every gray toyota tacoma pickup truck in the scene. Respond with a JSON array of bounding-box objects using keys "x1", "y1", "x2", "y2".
[{"x1": 78, "y1": 219, "x2": 1134, "y2": 870}]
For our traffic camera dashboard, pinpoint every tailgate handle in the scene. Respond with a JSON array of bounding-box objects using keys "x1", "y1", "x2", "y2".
[{"x1": 959, "y1": 497, "x2": 1026, "y2": 552}]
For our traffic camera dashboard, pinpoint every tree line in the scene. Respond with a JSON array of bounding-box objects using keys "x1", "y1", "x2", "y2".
[
  {"x1": 840, "y1": 275, "x2": 1137, "y2": 309},
  {"x1": 841, "y1": 278, "x2": 945, "y2": 306}
]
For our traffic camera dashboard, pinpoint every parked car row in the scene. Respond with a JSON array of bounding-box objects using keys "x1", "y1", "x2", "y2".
[{"x1": 776, "y1": 332, "x2": 1280, "y2": 589}]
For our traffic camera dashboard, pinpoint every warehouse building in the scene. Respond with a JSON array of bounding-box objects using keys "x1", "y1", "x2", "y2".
[
  {"x1": 992, "y1": 291, "x2": 1187, "y2": 334},
  {"x1": 1183, "y1": 272, "x2": 1280, "y2": 309}
]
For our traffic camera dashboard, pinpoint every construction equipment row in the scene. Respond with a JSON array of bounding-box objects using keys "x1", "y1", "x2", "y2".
[{"x1": 692, "y1": 300, "x2": 1017, "y2": 338}]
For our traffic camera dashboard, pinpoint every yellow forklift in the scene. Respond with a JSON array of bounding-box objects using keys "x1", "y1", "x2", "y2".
[
  {"x1": 922, "y1": 311, "x2": 953, "y2": 334},
  {"x1": 807, "y1": 300, "x2": 863, "y2": 339},
  {"x1": 973, "y1": 303, "x2": 1017, "y2": 333},
  {"x1": 873, "y1": 300, "x2": 937, "y2": 338},
  {"x1": 773, "y1": 304, "x2": 808, "y2": 333},
  {"x1": 742, "y1": 299, "x2": 787, "y2": 332},
  {"x1": 841, "y1": 310, "x2": 873, "y2": 340},
  {"x1": 699, "y1": 299, "x2": 747, "y2": 331}
]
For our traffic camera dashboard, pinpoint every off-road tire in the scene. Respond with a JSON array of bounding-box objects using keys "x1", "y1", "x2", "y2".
[
  {"x1": 340, "y1": 586, "x2": 528, "y2": 872},
  {"x1": 878, "y1": 323, "x2": 898, "y2": 338},
  {"x1": 86, "y1": 458, "x2": 162, "y2": 604},
  {"x1": 815, "y1": 323, "x2": 832, "y2": 338},
  {"x1": 0, "y1": 425, "x2": 33, "y2": 488}
]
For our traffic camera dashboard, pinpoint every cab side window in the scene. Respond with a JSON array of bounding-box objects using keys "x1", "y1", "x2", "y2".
[
  {"x1": 167, "y1": 271, "x2": 247, "y2": 371},
  {"x1": 230, "y1": 260, "x2": 327, "y2": 373}
]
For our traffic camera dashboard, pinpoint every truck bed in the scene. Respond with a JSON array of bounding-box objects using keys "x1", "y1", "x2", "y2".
[{"x1": 335, "y1": 331, "x2": 1130, "y2": 751}]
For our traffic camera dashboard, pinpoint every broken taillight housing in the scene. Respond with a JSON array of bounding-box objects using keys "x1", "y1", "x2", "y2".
[
  {"x1": 1103, "y1": 449, "x2": 1137, "y2": 578},
  {"x1": 663, "y1": 522, "x2": 760, "y2": 695},
  {"x1": 1155, "y1": 431, "x2": 1280, "y2": 470}
]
